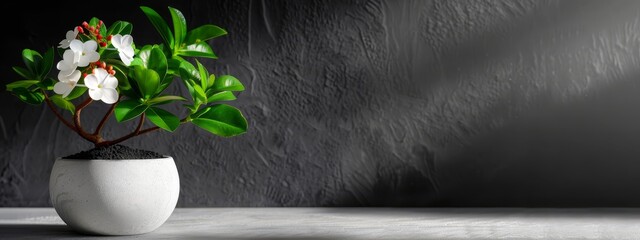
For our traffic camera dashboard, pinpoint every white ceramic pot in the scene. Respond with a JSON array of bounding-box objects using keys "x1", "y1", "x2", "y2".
[{"x1": 49, "y1": 156, "x2": 180, "y2": 235}]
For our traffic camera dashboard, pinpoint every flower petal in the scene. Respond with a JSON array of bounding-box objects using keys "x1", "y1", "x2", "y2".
[
  {"x1": 58, "y1": 69, "x2": 80, "y2": 82},
  {"x1": 53, "y1": 81, "x2": 69, "y2": 95},
  {"x1": 57, "y1": 65, "x2": 75, "y2": 76},
  {"x1": 57, "y1": 70, "x2": 70, "y2": 81},
  {"x1": 56, "y1": 60, "x2": 66, "y2": 72},
  {"x1": 122, "y1": 47, "x2": 134, "y2": 58},
  {"x1": 121, "y1": 35, "x2": 133, "y2": 47},
  {"x1": 88, "y1": 89, "x2": 103, "y2": 101},
  {"x1": 119, "y1": 52, "x2": 133, "y2": 66},
  {"x1": 57, "y1": 51, "x2": 78, "y2": 71},
  {"x1": 84, "y1": 74, "x2": 99, "y2": 89},
  {"x1": 103, "y1": 75, "x2": 118, "y2": 89},
  {"x1": 62, "y1": 49, "x2": 76, "y2": 62},
  {"x1": 93, "y1": 68, "x2": 109, "y2": 83},
  {"x1": 69, "y1": 40, "x2": 83, "y2": 53},
  {"x1": 101, "y1": 88, "x2": 118, "y2": 104},
  {"x1": 77, "y1": 58, "x2": 90, "y2": 68},
  {"x1": 61, "y1": 84, "x2": 75, "y2": 98},
  {"x1": 58, "y1": 39, "x2": 70, "y2": 49},
  {"x1": 78, "y1": 54, "x2": 99, "y2": 67},
  {"x1": 111, "y1": 34, "x2": 122, "y2": 49},
  {"x1": 83, "y1": 40, "x2": 98, "y2": 52},
  {"x1": 87, "y1": 51, "x2": 100, "y2": 63},
  {"x1": 66, "y1": 70, "x2": 81, "y2": 83},
  {"x1": 65, "y1": 30, "x2": 75, "y2": 40}
]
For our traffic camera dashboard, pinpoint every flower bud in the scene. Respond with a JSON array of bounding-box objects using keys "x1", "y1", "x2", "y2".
[
  {"x1": 82, "y1": 21, "x2": 89, "y2": 28},
  {"x1": 106, "y1": 35, "x2": 112, "y2": 41},
  {"x1": 108, "y1": 65, "x2": 113, "y2": 71},
  {"x1": 97, "y1": 35, "x2": 102, "y2": 40},
  {"x1": 82, "y1": 73, "x2": 88, "y2": 78},
  {"x1": 99, "y1": 42, "x2": 107, "y2": 47},
  {"x1": 108, "y1": 70, "x2": 116, "y2": 75},
  {"x1": 98, "y1": 20, "x2": 103, "y2": 27},
  {"x1": 100, "y1": 61, "x2": 107, "y2": 69}
]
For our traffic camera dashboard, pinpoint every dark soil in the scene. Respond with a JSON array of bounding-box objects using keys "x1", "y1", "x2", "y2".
[{"x1": 63, "y1": 144, "x2": 165, "y2": 160}]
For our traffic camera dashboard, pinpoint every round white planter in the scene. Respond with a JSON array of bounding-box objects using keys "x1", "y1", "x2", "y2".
[{"x1": 49, "y1": 156, "x2": 180, "y2": 235}]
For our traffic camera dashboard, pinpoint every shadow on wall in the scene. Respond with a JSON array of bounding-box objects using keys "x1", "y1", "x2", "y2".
[
  {"x1": 329, "y1": 145, "x2": 441, "y2": 207},
  {"x1": 438, "y1": 69, "x2": 640, "y2": 207}
]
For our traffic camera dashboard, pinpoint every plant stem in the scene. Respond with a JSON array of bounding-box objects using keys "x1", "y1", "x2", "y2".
[
  {"x1": 73, "y1": 98, "x2": 101, "y2": 143},
  {"x1": 95, "y1": 113, "x2": 146, "y2": 147},
  {"x1": 94, "y1": 96, "x2": 121, "y2": 136},
  {"x1": 42, "y1": 92, "x2": 76, "y2": 131},
  {"x1": 136, "y1": 126, "x2": 160, "y2": 136},
  {"x1": 96, "y1": 117, "x2": 190, "y2": 147}
]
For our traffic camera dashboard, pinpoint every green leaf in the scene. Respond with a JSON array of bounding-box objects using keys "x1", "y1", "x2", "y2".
[
  {"x1": 12, "y1": 66, "x2": 33, "y2": 79},
  {"x1": 178, "y1": 60, "x2": 200, "y2": 82},
  {"x1": 36, "y1": 78, "x2": 55, "y2": 91},
  {"x1": 136, "y1": 45, "x2": 152, "y2": 66},
  {"x1": 176, "y1": 42, "x2": 217, "y2": 59},
  {"x1": 167, "y1": 58, "x2": 182, "y2": 76},
  {"x1": 184, "y1": 104, "x2": 198, "y2": 113},
  {"x1": 140, "y1": 6, "x2": 174, "y2": 49},
  {"x1": 107, "y1": 21, "x2": 133, "y2": 36},
  {"x1": 207, "y1": 74, "x2": 215, "y2": 88},
  {"x1": 146, "y1": 107, "x2": 180, "y2": 132},
  {"x1": 206, "y1": 91, "x2": 236, "y2": 103},
  {"x1": 193, "y1": 84, "x2": 207, "y2": 104},
  {"x1": 40, "y1": 47, "x2": 54, "y2": 78},
  {"x1": 129, "y1": 57, "x2": 144, "y2": 67},
  {"x1": 156, "y1": 75, "x2": 174, "y2": 95},
  {"x1": 89, "y1": 17, "x2": 100, "y2": 26},
  {"x1": 191, "y1": 104, "x2": 247, "y2": 137},
  {"x1": 131, "y1": 66, "x2": 160, "y2": 99},
  {"x1": 185, "y1": 25, "x2": 227, "y2": 45},
  {"x1": 110, "y1": 64, "x2": 137, "y2": 98},
  {"x1": 213, "y1": 75, "x2": 245, "y2": 91},
  {"x1": 147, "y1": 95, "x2": 187, "y2": 105},
  {"x1": 136, "y1": 45, "x2": 168, "y2": 81},
  {"x1": 168, "y1": 7, "x2": 187, "y2": 50},
  {"x1": 99, "y1": 22, "x2": 107, "y2": 39},
  {"x1": 148, "y1": 46, "x2": 168, "y2": 80},
  {"x1": 182, "y1": 79, "x2": 196, "y2": 103},
  {"x1": 64, "y1": 86, "x2": 87, "y2": 100},
  {"x1": 114, "y1": 99, "x2": 148, "y2": 122},
  {"x1": 190, "y1": 105, "x2": 210, "y2": 118},
  {"x1": 50, "y1": 95, "x2": 75, "y2": 114},
  {"x1": 177, "y1": 61, "x2": 200, "y2": 101},
  {"x1": 195, "y1": 60, "x2": 209, "y2": 90},
  {"x1": 22, "y1": 49, "x2": 42, "y2": 74},
  {"x1": 10, "y1": 88, "x2": 44, "y2": 105},
  {"x1": 6, "y1": 80, "x2": 39, "y2": 91}
]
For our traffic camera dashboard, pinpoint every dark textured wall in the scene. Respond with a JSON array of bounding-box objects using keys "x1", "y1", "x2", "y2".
[{"x1": 3, "y1": 0, "x2": 640, "y2": 207}]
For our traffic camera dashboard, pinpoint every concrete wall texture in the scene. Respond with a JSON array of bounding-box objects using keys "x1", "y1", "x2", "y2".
[{"x1": 3, "y1": 0, "x2": 640, "y2": 207}]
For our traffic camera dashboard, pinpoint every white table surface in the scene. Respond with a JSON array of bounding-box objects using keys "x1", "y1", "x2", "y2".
[{"x1": 1, "y1": 208, "x2": 640, "y2": 239}]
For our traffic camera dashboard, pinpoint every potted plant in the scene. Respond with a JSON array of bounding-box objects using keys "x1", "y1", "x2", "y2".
[{"x1": 5, "y1": 6, "x2": 247, "y2": 235}]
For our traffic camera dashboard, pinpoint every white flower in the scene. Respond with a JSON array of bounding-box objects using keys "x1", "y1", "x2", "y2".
[
  {"x1": 85, "y1": 68, "x2": 118, "y2": 104},
  {"x1": 111, "y1": 34, "x2": 134, "y2": 66},
  {"x1": 53, "y1": 70, "x2": 81, "y2": 97},
  {"x1": 69, "y1": 39, "x2": 99, "y2": 67},
  {"x1": 58, "y1": 28, "x2": 79, "y2": 49},
  {"x1": 56, "y1": 50, "x2": 79, "y2": 77},
  {"x1": 55, "y1": 48, "x2": 82, "y2": 98}
]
